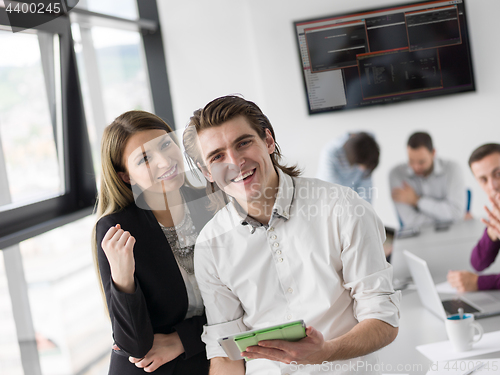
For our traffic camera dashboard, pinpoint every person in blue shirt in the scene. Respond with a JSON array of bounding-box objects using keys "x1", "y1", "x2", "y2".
[{"x1": 317, "y1": 132, "x2": 380, "y2": 203}]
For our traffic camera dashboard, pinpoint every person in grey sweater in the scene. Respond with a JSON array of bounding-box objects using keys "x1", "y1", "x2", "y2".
[{"x1": 389, "y1": 131, "x2": 465, "y2": 229}]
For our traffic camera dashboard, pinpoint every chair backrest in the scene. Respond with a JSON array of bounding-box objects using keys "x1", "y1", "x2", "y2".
[{"x1": 466, "y1": 188, "x2": 472, "y2": 213}]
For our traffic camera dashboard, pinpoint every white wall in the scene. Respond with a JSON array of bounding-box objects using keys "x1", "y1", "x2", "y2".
[{"x1": 158, "y1": 0, "x2": 500, "y2": 227}]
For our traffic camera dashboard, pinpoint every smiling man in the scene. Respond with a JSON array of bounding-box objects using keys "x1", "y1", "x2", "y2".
[
  {"x1": 182, "y1": 96, "x2": 400, "y2": 375},
  {"x1": 448, "y1": 144, "x2": 500, "y2": 292},
  {"x1": 389, "y1": 132, "x2": 465, "y2": 229}
]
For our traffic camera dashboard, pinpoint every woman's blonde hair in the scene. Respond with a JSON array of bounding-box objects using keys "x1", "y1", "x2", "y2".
[{"x1": 91, "y1": 110, "x2": 179, "y2": 313}]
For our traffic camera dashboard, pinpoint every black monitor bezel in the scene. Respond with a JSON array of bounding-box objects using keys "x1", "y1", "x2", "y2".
[{"x1": 293, "y1": 0, "x2": 475, "y2": 115}]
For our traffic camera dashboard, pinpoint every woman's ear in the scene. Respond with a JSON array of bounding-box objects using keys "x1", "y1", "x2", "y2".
[
  {"x1": 118, "y1": 171, "x2": 131, "y2": 185},
  {"x1": 197, "y1": 162, "x2": 213, "y2": 182}
]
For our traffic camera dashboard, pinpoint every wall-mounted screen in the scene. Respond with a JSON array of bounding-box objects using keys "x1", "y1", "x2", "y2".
[{"x1": 294, "y1": 0, "x2": 475, "y2": 114}]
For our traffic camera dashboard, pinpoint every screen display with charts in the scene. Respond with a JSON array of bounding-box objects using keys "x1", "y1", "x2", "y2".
[{"x1": 293, "y1": 0, "x2": 475, "y2": 114}]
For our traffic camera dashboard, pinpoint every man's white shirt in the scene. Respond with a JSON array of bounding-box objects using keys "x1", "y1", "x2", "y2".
[{"x1": 194, "y1": 169, "x2": 401, "y2": 374}]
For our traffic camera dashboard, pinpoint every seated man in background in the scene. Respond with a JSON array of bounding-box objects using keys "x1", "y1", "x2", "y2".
[
  {"x1": 183, "y1": 96, "x2": 400, "y2": 375},
  {"x1": 389, "y1": 131, "x2": 465, "y2": 229},
  {"x1": 317, "y1": 132, "x2": 379, "y2": 203},
  {"x1": 448, "y1": 144, "x2": 500, "y2": 292}
]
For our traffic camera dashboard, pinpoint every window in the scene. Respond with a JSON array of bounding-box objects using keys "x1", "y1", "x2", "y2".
[
  {"x1": 83, "y1": 26, "x2": 153, "y2": 122},
  {"x1": 0, "y1": 251, "x2": 23, "y2": 375},
  {"x1": 18, "y1": 216, "x2": 111, "y2": 375},
  {"x1": 0, "y1": 1, "x2": 173, "y2": 374},
  {"x1": 0, "y1": 30, "x2": 63, "y2": 207},
  {"x1": 0, "y1": 7, "x2": 96, "y2": 249},
  {"x1": 75, "y1": 0, "x2": 139, "y2": 21},
  {"x1": 71, "y1": 21, "x2": 154, "y2": 168}
]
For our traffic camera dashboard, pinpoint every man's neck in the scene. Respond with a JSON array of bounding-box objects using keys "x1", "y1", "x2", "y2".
[
  {"x1": 413, "y1": 162, "x2": 434, "y2": 178},
  {"x1": 246, "y1": 195, "x2": 277, "y2": 225},
  {"x1": 237, "y1": 169, "x2": 280, "y2": 225},
  {"x1": 422, "y1": 163, "x2": 434, "y2": 177}
]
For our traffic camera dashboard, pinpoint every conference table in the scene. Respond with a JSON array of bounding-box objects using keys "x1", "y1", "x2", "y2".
[
  {"x1": 391, "y1": 219, "x2": 491, "y2": 284},
  {"x1": 377, "y1": 219, "x2": 500, "y2": 374}
]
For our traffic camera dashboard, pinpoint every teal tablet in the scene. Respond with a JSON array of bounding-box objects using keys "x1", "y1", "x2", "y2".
[
  {"x1": 218, "y1": 320, "x2": 306, "y2": 360},
  {"x1": 234, "y1": 320, "x2": 306, "y2": 361}
]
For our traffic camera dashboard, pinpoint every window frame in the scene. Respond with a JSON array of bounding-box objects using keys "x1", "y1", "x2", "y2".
[
  {"x1": 0, "y1": 1, "x2": 174, "y2": 374},
  {"x1": 0, "y1": 7, "x2": 96, "y2": 250},
  {"x1": 0, "y1": 0, "x2": 175, "y2": 250}
]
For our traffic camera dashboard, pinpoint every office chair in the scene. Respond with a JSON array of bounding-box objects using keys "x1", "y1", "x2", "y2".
[{"x1": 464, "y1": 188, "x2": 473, "y2": 220}]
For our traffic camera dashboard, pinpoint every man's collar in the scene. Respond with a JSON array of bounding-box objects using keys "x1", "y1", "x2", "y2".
[
  {"x1": 406, "y1": 157, "x2": 444, "y2": 177},
  {"x1": 273, "y1": 168, "x2": 294, "y2": 219},
  {"x1": 228, "y1": 168, "x2": 294, "y2": 230},
  {"x1": 433, "y1": 158, "x2": 444, "y2": 175}
]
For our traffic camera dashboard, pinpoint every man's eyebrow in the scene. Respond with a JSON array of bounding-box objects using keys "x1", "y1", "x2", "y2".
[
  {"x1": 205, "y1": 147, "x2": 224, "y2": 162},
  {"x1": 478, "y1": 166, "x2": 500, "y2": 178},
  {"x1": 204, "y1": 134, "x2": 255, "y2": 161},
  {"x1": 232, "y1": 134, "x2": 255, "y2": 146}
]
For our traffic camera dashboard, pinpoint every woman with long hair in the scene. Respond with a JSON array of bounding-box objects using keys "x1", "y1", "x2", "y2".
[{"x1": 92, "y1": 110, "x2": 211, "y2": 374}]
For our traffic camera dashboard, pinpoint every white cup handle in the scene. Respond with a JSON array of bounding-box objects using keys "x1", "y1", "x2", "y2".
[{"x1": 472, "y1": 322, "x2": 483, "y2": 343}]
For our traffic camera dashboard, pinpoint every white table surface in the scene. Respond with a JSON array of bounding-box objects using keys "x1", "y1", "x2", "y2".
[
  {"x1": 391, "y1": 219, "x2": 500, "y2": 283},
  {"x1": 378, "y1": 219, "x2": 500, "y2": 374},
  {"x1": 377, "y1": 290, "x2": 500, "y2": 374}
]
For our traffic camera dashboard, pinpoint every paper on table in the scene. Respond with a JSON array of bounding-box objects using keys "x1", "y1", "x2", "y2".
[
  {"x1": 426, "y1": 359, "x2": 500, "y2": 374},
  {"x1": 435, "y1": 281, "x2": 459, "y2": 294},
  {"x1": 417, "y1": 330, "x2": 500, "y2": 362}
]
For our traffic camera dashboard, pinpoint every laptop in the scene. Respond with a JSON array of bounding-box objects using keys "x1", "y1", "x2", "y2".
[{"x1": 403, "y1": 250, "x2": 500, "y2": 320}]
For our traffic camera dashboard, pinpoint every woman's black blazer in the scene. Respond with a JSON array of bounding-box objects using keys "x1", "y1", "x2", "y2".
[{"x1": 96, "y1": 186, "x2": 212, "y2": 375}]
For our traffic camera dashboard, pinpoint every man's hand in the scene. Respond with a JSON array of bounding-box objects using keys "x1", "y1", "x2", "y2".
[
  {"x1": 447, "y1": 270, "x2": 479, "y2": 292},
  {"x1": 128, "y1": 332, "x2": 185, "y2": 372},
  {"x1": 482, "y1": 193, "x2": 500, "y2": 242},
  {"x1": 392, "y1": 182, "x2": 419, "y2": 207},
  {"x1": 241, "y1": 326, "x2": 326, "y2": 364},
  {"x1": 242, "y1": 320, "x2": 397, "y2": 365}
]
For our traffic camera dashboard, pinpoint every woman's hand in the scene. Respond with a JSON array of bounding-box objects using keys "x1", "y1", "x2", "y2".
[
  {"x1": 101, "y1": 224, "x2": 136, "y2": 293},
  {"x1": 129, "y1": 332, "x2": 185, "y2": 372}
]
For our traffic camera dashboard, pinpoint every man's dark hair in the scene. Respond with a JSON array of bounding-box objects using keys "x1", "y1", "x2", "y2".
[
  {"x1": 468, "y1": 143, "x2": 500, "y2": 167},
  {"x1": 184, "y1": 95, "x2": 301, "y2": 178},
  {"x1": 407, "y1": 132, "x2": 433, "y2": 152},
  {"x1": 343, "y1": 132, "x2": 380, "y2": 176}
]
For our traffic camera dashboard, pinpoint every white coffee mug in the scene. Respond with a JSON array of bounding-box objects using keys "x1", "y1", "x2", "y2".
[{"x1": 445, "y1": 313, "x2": 483, "y2": 352}]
